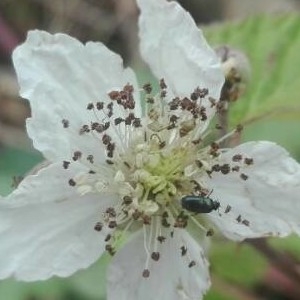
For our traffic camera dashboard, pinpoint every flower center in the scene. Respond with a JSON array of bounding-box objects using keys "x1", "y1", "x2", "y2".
[{"x1": 60, "y1": 79, "x2": 253, "y2": 276}]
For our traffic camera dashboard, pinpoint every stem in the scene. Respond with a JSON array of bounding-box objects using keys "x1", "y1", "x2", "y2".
[{"x1": 246, "y1": 238, "x2": 300, "y2": 284}]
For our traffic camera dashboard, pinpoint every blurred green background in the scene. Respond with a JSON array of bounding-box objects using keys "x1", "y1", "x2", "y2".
[{"x1": 0, "y1": 0, "x2": 300, "y2": 299}]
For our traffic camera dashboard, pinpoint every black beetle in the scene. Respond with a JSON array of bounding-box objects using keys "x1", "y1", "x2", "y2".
[{"x1": 181, "y1": 195, "x2": 220, "y2": 213}]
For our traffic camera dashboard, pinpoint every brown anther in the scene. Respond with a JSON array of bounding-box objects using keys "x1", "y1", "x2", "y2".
[
  {"x1": 208, "y1": 97, "x2": 217, "y2": 107},
  {"x1": 244, "y1": 158, "x2": 254, "y2": 165},
  {"x1": 146, "y1": 97, "x2": 155, "y2": 104},
  {"x1": 161, "y1": 218, "x2": 171, "y2": 228},
  {"x1": 159, "y1": 78, "x2": 167, "y2": 89},
  {"x1": 132, "y1": 210, "x2": 142, "y2": 220},
  {"x1": 192, "y1": 138, "x2": 202, "y2": 145},
  {"x1": 236, "y1": 215, "x2": 242, "y2": 223},
  {"x1": 220, "y1": 164, "x2": 231, "y2": 175},
  {"x1": 62, "y1": 119, "x2": 69, "y2": 128},
  {"x1": 142, "y1": 215, "x2": 151, "y2": 225},
  {"x1": 190, "y1": 91, "x2": 199, "y2": 101},
  {"x1": 89, "y1": 170, "x2": 96, "y2": 174},
  {"x1": 240, "y1": 173, "x2": 248, "y2": 181},
  {"x1": 211, "y1": 164, "x2": 221, "y2": 172},
  {"x1": 63, "y1": 161, "x2": 70, "y2": 169},
  {"x1": 170, "y1": 115, "x2": 179, "y2": 123},
  {"x1": 198, "y1": 88, "x2": 209, "y2": 98},
  {"x1": 143, "y1": 83, "x2": 152, "y2": 94},
  {"x1": 123, "y1": 196, "x2": 133, "y2": 205},
  {"x1": 151, "y1": 252, "x2": 160, "y2": 261},
  {"x1": 96, "y1": 102, "x2": 104, "y2": 110},
  {"x1": 188, "y1": 261, "x2": 196, "y2": 268},
  {"x1": 106, "y1": 159, "x2": 114, "y2": 165},
  {"x1": 72, "y1": 151, "x2": 82, "y2": 161},
  {"x1": 232, "y1": 154, "x2": 243, "y2": 162},
  {"x1": 133, "y1": 118, "x2": 142, "y2": 128},
  {"x1": 232, "y1": 166, "x2": 240, "y2": 172},
  {"x1": 108, "y1": 91, "x2": 120, "y2": 100},
  {"x1": 242, "y1": 219, "x2": 250, "y2": 226},
  {"x1": 114, "y1": 117, "x2": 124, "y2": 125},
  {"x1": 108, "y1": 220, "x2": 117, "y2": 229},
  {"x1": 87, "y1": 155, "x2": 94, "y2": 164},
  {"x1": 215, "y1": 124, "x2": 223, "y2": 130},
  {"x1": 105, "y1": 244, "x2": 116, "y2": 256},
  {"x1": 225, "y1": 205, "x2": 232, "y2": 213},
  {"x1": 68, "y1": 178, "x2": 76, "y2": 186},
  {"x1": 104, "y1": 234, "x2": 111, "y2": 242},
  {"x1": 87, "y1": 103, "x2": 94, "y2": 110},
  {"x1": 94, "y1": 222, "x2": 103, "y2": 232},
  {"x1": 180, "y1": 246, "x2": 187, "y2": 256},
  {"x1": 104, "y1": 122, "x2": 110, "y2": 130},
  {"x1": 102, "y1": 134, "x2": 112, "y2": 145},
  {"x1": 169, "y1": 97, "x2": 180, "y2": 110},
  {"x1": 159, "y1": 141, "x2": 166, "y2": 149},
  {"x1": 123, "y1": 84, "x2": 134, "y2": 93},
  {"x1": 206, "y1": 228, "x2": 214, "y2": 236},
  {"x1": 106, "y1": 207, "x2": 117, "y2": 218},
  {"x1": 157, "y1": 236, "x2": 166, "y2": 243},
  {"x1": 160, "y1": 90, "x2": 167, "y2": 98},
  {"x1": 196, "y1": 160, "x2": 203, "y2": 168},
  {"x1": 79, "y1": 124, "x2": 90, "y2": 135},
  {"x1": 142, "y1": 269, "x2": 150, "y2": 278}
]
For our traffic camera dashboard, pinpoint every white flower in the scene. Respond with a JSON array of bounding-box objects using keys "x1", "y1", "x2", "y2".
[{"x1": 1, "y1": 0, "x2": 300, "y2": 299}]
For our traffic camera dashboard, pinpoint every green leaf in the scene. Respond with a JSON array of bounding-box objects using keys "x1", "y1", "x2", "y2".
[{"x1": 204, "y1": 14, "x2": 300, "y2": 126}]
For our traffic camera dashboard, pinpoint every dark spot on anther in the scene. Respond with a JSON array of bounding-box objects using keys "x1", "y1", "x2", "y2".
[
  {"x1": 62, "y1": 119, "x2": 69, "y2": 128},
  {"x1": 188, "y1": 261, "x2": 196, "y2": 268},
  {"x1": 63, "y1": 161, "x2": 70, "y2": 169},
  {"x1": 106, "y1": 159, "x2": 114, "y2": 165},
  {"x1": 142, "y1": 269, "x2": 150, "y2": 278},
  {"x1": 94, "y1": 222, "x2": 103, "y2": 232},
  {"x1": 240, "y1": 173, "x2": 248, "y2": 181},
  {"x1": 151, "y1": 252, "x2": 160, "y2": 261},
  {"x1": 89, "y1": 170, "x2": 96, "y2": 174},
  {"x1": 181, "y1": 246, "x2": 187, "y2": 256},
  {"x1": 68, "y1": 178, "x2": 76, "y2": 186}
]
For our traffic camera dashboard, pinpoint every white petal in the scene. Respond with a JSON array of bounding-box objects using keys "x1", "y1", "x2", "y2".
[
  {"x1": 137, "y1": 0, "x2": 224, "y2": 108},
  {"x1": 208, "y1": 141, "x2": 300, "y2": 240},
  {"x1": 13, "y1": 30, "x2": 140, "y2": 162},
  {"x1": 6, "y1": 162, "x2": 86, "y2": 206},
  {"x1": 107, "y1": 229, "x2": 210, "y2": 300},
  {"x1": 0, "y1": 163, "x2": 117, "y2": 280}
]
